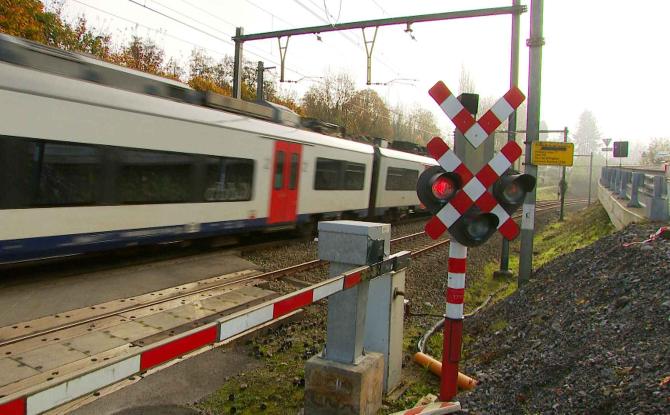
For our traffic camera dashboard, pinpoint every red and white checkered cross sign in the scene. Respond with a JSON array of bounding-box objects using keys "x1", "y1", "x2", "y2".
[
  {"x1": 424, "y1": 137, "x2": 523, "y2": 240},
  {"x1": 429, "y1": 81, "x2": 525, "y2": 148}
]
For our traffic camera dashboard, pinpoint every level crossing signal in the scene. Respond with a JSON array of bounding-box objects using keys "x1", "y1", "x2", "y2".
[{"x1": 416, "y1": 138, "x2": 536, "y2": 247}]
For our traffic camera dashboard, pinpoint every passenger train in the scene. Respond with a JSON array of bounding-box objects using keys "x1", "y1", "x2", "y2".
[{"x1": 0, "y1": 33, "x2": 436, "y2": 264}]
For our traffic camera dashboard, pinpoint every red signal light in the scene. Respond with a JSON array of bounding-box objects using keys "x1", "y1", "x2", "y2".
[{"x1": 432, "y1": 175, "x2": 457, "y2": 200}]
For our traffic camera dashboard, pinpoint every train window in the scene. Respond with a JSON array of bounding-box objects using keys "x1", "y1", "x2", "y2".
[
  {"x1": 204, "y1": 157, "x2": 254, "y2": 202},
  {"x1": 0, "y1": 135, "x2": 259, "y2": 209},
  {"x1": 118, "y1": 149, "x2": 193, "y2": 203},
  {"x1": 274, "y1": 151, "x2": 285, "y2": 190},
  {"x1": 314, "y1": 158, "x2": 366, "y2": 190},
  {"x1": 32, "y1": 142, "x2": 102, "y2": 206},
  {"x1": 343, "y1": 162, "x2": 365, "y2": 190},
  {"x1": 385, "y1": 167, "x2": 419, "y2": 191},
  {"x1": 289, "y1": 153, "x2": 299, "y2": 190}
]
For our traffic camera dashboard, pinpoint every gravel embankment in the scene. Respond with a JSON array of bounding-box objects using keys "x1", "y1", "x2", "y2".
[{"x1": 460, "y1": 223, "x2": 670, "y2": 414}]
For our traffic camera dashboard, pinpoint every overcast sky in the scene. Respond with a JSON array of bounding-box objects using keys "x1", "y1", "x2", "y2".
[{"x1": 57, "y1": 0, "x2": 669, "y2": 146}]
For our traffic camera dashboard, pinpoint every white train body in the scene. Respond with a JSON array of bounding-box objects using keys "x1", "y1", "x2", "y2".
[{"x1": 0, "y1": 34, "x2": 434, "y2": 263}]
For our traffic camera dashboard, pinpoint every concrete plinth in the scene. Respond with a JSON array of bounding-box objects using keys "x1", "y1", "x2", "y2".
[{"x1": 304, "y1": 352, "x2": 384, "y2": 415}]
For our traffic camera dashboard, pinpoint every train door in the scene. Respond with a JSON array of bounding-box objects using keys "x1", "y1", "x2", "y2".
[{"x1": 268, "y1": 141, "x2": 302, "y2": 224}]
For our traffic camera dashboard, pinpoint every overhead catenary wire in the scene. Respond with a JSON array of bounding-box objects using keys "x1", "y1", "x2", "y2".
[
  {"x1": 124, "y1": 0, "x2": 308, "y2": 77},
  {"x1": 177, "y1": 0, "x2": 239, "y2": 30},
  {"x1": 370, "y1": 0, "x2": 390, "y2": 16},
  {"x1": 293, "y1": 0, "x2": 404, "y2": 78},
  {"x1": 323, "y1": 0, "x2": 343, "y2": 26},
  {"x1": 127, "y1": 0, "x2": 234, "y2": 46},
  {"x1": 245, "y1": 0, "x2": 295, "y2": 27},
  {"x1": 150, "y1": 0, "x2": 235, "y2": 40},
  {"x1": 69, "y1": 0, "x2": 230, "y2": 58}
]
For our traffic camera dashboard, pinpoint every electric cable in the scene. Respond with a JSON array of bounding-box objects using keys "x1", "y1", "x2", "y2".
[
  {"x1": 416, "y1": 283, "x2": 508, "y2": 353},
  {"x1": 323, "y1": 0, "x2": 343, "y2": 26},
  {"x1": 70, "y1": 0, "x2": 230, "y2": 58},
  {"x1": 125, "y1": 0, "x2": 308, "y2": 77}
]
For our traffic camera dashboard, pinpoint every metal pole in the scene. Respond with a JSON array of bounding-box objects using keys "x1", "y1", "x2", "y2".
[
  {"x1": 233, "y1": 6, "x2": 526, "y2": 42},
  {"x1": 256, "y1": 61, "x2": 264, "y2": 101},
  {"x1": 559, "y1": 127, "x2": 568, "y2": 221},
  {"x1": 588, "y1": 152, "x2": 593, "y2": 205},
  {"x1": 232, "y1": 27, "x2": 244, "y2": 99},
  {"x1": 518, "y1": 0, "x2": 544, "y2": 285},
  {"x1": 440, "y1": 241, "x2": 467, "y2": 401},
  {"x1": 496, "y1": 0, "x2": 521, "y2": 280}
]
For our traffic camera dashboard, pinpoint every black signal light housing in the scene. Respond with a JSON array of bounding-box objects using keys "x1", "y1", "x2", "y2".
[
  {"x1": 492, "y1": 171, "x2": 536, "y2": 214},
  {"x1": 448, "y1": 207, "x2": 499, "y2": 247},
  {"x1": 416, "y1": 166, "x2": 461, "y2": 214}
]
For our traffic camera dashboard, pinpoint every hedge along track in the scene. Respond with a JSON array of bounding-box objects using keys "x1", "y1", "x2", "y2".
[{"x1": 0, "y1": 198, "x2": 583, "y2": 351}]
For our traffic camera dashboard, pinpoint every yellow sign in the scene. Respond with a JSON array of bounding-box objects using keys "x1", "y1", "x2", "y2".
[{"x1": 531, "y1": 142, "x2": 574, "y2": 166}]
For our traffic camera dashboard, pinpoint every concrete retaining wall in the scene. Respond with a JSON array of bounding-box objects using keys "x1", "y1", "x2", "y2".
[{"x1": 598, "y1": 183, "x2": 646, "y2": 230}]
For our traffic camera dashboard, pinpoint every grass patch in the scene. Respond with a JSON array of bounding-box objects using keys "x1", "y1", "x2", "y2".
[
  {"x1": 446, "y1": 204, "x2": 613, "y2": 360},
  {"x1": 535, "y1": 185, "x2": 559, "y2": 201},
  {"x1": 529, "y1": 203, "x2": 614, "y2": 268},
  {"x1": 196, "y1": 310, "x2": 325, "y2": 415}
]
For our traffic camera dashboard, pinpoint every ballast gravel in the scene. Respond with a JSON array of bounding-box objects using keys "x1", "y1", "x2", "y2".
[{"x1": 460, "y1": 223, "x2": 670, "y2": 414}]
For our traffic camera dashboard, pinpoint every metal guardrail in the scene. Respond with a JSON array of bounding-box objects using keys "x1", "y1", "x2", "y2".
[{"x1": 600, "y1": 166, "x2": 669, "y2": 221}]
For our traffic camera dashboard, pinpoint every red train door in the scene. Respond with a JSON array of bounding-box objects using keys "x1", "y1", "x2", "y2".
[{"x1": 268, "y1": 141, "x2": 302, "y2": 224}]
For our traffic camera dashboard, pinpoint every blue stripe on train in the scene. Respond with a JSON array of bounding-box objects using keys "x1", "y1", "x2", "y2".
[
  {"x1": 0, "y1": 217, "x2": 271, "y2": 263},
  {"x1": 0, "y1": 209, "x2": 372, "y2": 263}
]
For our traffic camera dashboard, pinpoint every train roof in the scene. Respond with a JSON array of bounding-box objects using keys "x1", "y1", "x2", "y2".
[
  {"x1": 0, "y1": 33, "x2": 190, "y2": 89},
  {"x1": 0, "y1": 60, "x2": 373, "y2": 154},
  {"x1": 379, "y1": 147, "x2": 438, "y2": 165}
]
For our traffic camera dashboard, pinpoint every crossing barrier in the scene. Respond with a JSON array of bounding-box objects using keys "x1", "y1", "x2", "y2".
[{"x1": 0, "y1": 244, "x2": 410, "y2": 415}]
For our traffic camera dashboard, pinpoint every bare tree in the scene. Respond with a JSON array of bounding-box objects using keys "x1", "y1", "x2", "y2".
[
  {"x1": 458, "y1": 64, "x2": 476, "y2": 94},
  {"x1": 573, "y1": 110, "x2": 601, "y2": 154},
  {"x1": 302, "y1": 72, "x2": 357, "y2": 127},
  {"x1": 346, "y1": 89, "x2": 392, "y2": 138}
]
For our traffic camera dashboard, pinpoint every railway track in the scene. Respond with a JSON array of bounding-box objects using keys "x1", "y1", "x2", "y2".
[
  {"x1": 0, "y1": 198, "x2": 586, "y2": 407},
  {"x1": 0, "y1": 198, "x2": 582, "y2": 350}
]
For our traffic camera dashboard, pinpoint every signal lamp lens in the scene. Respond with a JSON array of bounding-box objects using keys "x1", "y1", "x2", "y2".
[
  {"x1": 466, "y1": 215, "x2": 494, "y2": 240},
  {"x1": 502, "y1": 181, "x2": 525, "y2": 204},
  {"x1": 431, "y1": 176, "x2": 456, "y2": 200}
]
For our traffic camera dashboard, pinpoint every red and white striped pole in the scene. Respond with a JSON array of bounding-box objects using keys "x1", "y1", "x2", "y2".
[{"x1": 440, "y1": 241, "x2": 467, "y2": 401}]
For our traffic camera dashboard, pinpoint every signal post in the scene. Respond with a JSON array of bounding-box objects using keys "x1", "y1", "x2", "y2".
[{"x1": 418, "y1": 82, "x2": 535, "y2": 401}]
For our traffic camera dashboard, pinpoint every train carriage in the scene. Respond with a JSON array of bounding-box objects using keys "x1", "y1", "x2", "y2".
[
  {"x1": 0, "y1": 58, "x2": 375, "y2": 262},
  {"x1": 371, "y1": 147, "x2": 437, "y2": 220},
  {"x1": 0, "y1": 33, "x2": 431, "y2": 264}
]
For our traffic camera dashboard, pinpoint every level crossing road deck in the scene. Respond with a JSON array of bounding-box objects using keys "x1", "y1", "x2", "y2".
[
  {"x1": 0, "y1": 248, "x2": 289, "y2": 414},
  {"x1": 0, "y1": 269, "x2": 275, "y2": 401}
]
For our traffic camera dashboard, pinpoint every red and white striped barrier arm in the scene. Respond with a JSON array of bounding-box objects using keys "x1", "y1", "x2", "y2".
[
  {"x1": 389, "y1": 400, "x2": 461, "y2": 415},
  {"x1": 424, "y1": 137, "x2": 523, "y2": 240},
  {"x1": 429, "y1": 81, "x2": 525, "y2": 148},
  {"x1": 0, "y1": 252, "x2": 410, "y2": 415}
]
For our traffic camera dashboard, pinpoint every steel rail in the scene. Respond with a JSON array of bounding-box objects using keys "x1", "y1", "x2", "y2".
[{"x1": 0, "y1": 199, "x2": 583, "y2": 348}]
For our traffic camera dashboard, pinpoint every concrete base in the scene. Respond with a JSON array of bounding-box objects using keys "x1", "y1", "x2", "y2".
[{"x1": 304, "y1": 352, "x2": 384, "y2": 415}]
